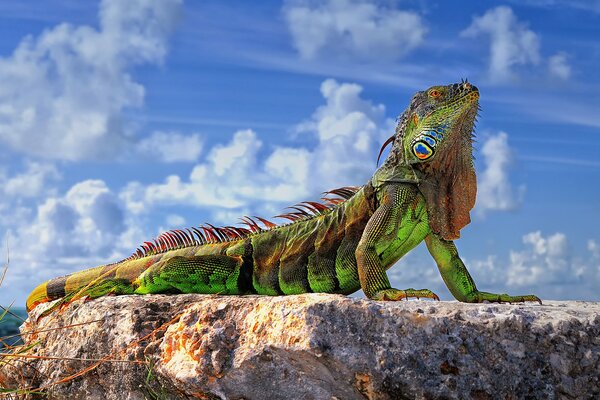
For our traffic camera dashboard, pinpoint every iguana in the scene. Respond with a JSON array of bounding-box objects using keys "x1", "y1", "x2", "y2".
[{"x1": 26, "y1": 80, "x2": 541, "y2": 313}]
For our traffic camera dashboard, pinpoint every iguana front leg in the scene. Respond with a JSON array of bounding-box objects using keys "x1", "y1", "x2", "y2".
[
  {"x1": 356, "y1": 184, "x2": 439, "y2": 301},
  {"x1": 425, "y1": 233, "x2": 541, "y2": 304}
]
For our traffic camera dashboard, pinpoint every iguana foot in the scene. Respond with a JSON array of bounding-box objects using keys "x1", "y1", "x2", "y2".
[
  {"x1": 469, "y1": 291, "x2": 542, "y2": 305},
  {"x1": 371, "y1": 288, "x2": 440, "y2": 301}
]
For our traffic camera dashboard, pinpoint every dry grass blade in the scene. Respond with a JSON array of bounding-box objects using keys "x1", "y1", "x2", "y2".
[
  {"x1": 0, "y1": 354, "x2": 145, "y2": 363},
  {"x1": 18, "y1": 312, "x2": 184, "y2": 394},
  {"x1": 1, "y1": 319, "x2": 103, "y2": 342},
  {"x1": 0, "y1": 266, "x2": 6, "y2": 289}
]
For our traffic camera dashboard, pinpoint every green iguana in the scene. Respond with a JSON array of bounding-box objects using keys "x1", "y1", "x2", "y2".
[{"x1": 26, "y1": 80, "x2": 541, "y2": 313}]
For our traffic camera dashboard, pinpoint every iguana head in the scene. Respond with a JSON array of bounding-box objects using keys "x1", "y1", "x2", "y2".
[
  {"x1": 401, "y1": 81, "x2": 479, "y2": 164},
  {"x1": 380, "y1": 81, "x2": 480, "y2": 240}
]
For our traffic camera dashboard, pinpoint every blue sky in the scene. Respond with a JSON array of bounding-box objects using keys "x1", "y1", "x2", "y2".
[{"x1": 0, "y1": 0, "x2": 598, "y2": 306}]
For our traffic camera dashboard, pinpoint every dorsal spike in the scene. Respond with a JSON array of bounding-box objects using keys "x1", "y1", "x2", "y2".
[
  {"x1": 160, "y1": 232, "x2": 174, "y2": 249},
  {"x1": 205, "y1": 224, "x2": 226, "y2": 242},
  {"x1": 295, "y1": 203, "x2": 318, "y2": 214},
  {"x1": 275, "y1": 212, "x2": 304, "y2": 222},
  {"x1": 377, "y1": 134, "x2": 396, "y2": 166},
  {"x1": 173, "y1": 229, "x2": 188, "y2": 247},
  {"x1": 169, "y1": 231, "x2": 182, "y2": 247},
  {"x1": 218, "y1": 228, "x2": 232, "y2": 241},
  {"x1": 207, "y1": 226, "x2": 222, "y2": 242},
  {"x1": 322, "y1": 197, "x2": 344, "y2": 205},
  {"x1": 184, "y1": 228, "x2": 196, "y2": 245},
  {"x1": 174, "y1": 229, "x2": 189, "y2": 246},
  {"x1": 233, "y1": 226, "x2": 252, "y2": 236},
  {"x1": 219, "y1": 226, "x2": 235, "y2": 240},
  {"x1": 326, "y1": 186, "x2": 359, "y2": 199},
  {"x1": 191, "y1": 227, "x2": 206, "y2": 244},
  {"x1": 170, "y1": 230, "x2": 184, "y2": 246},
  {"x1": 303, "y1": 201, "x2": 330, "y2": 212},
  {"x1": 286, "y1": 206, "x2": 311, "y2": 216},
  {"x1": 223, "y1": 226, "x2": 243, "y2": 239},
  {"x1": 254, "y1": 216, "x2": 277, "y2": 229},
  {"x1": 240, "y1": 216, "x2": 261, "y2": 232},
  {"x1": 201, "y1": 225, "x2": 218, "y2": 242}
]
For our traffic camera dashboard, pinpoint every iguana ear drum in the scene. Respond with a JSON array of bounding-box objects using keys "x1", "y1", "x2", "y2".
[
  {"x1": 412, "y1": 141, "x2": 434, "y2": 160},
  {"x1": 412, "y1": 130, "x2": 444, "y2": 160}
]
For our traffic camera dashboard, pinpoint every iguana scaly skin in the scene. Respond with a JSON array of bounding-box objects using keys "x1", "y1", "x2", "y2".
[{"x1": 26, "y1": 81, "x2": 541, "y2": 313}]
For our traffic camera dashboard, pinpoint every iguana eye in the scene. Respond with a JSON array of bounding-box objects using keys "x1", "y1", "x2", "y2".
[{"x1": 429, "y1": 89, "x2": 442, "y2": 99}]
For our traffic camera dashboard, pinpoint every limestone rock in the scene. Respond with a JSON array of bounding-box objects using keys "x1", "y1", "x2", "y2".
[{"x1": 0, "y1": 294, "x2": 598, "y2": 399}]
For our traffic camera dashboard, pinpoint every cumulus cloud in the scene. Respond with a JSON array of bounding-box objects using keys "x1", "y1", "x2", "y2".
[
  {"x1": 507, "y1": 231, "x2": 572, "y2": 286},
  {"x1": 461, "y1": 6, "x2": 541, "y2": 82},
  {"x1": 548, "y1": 52, "x2": 571, "y2": 79},
  {"x1": 137, "y1": 131, "x2": 203, "y2": 163},
  {"x1": 165, "y1": 214, "x2": 186, "y2": 227},
  {"x1": 0, "y1": 178, "x2": 153, "y2": 306},
  {"x1": 5, "y1": 180, "x2": 145, "y2": 283},
  {"x1": 124, "y1": 79, "x2": 393, "y2": 219},
  {"x1": 283, "y1": 0, "x2": 427, "y2": 61},
  {"x1": 588, "y1": 239, "x2": 600, "y2": 259},
  {"x1": 127, "y1": 129, "x2": 311, "y2": 212},
  {"x1": 0, "y1": 0, "x2": 182, "y2": 161},
  {"x1": 475, "y1": 132, "x2": 525, "y2": 215},
  {"x1": 2, "y1": 162, "x2": 59, "y2": 198}
]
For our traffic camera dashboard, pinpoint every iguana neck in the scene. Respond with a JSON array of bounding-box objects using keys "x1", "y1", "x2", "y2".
[{"x1": 371, "y1": 113, "x2": 423, "y2": 190}]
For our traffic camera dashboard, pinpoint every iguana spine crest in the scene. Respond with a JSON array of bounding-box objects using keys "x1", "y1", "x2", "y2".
[{"x1": 126, "y1": 186, "x2": 359, "y2": 261}]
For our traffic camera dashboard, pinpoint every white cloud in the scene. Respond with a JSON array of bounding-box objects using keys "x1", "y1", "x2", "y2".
[
  {"x1": 3, "y1": 162, "x2": 59, "y2": 198},
  {"x1": 588, "y1": 239, "x2": 600, "y2": 258},
  {"x1": 461, "y1": 6, "x2": 541, "y2": 82},
  {"x1": 548, "y1": 52, "x2": 571, "y2": 79},
  {"x1": 2, "y1": 180, "x2": 148, "y2": 301},
  {"x1": 507, "y1": 231, "x2": 579, "y2": 287},
  {"x1": 137, "y1": 131, "x2": 203, "y2": 163},
  {"x1": 465, "y1": 231, "x2": 600, "y2": 300},
  {"x1": 125, "y1": 79, "x2": 393, "y2": 220},
  {"x1": 129, "y1": 129, "x2": 312, "y2": 212},
  {"x1": 0, "y1": 0, "x2": 182, "y2": 161},
  {"x1": 166, "y1": 214, "x2": 186, "y2": 227},
  {"x1": 4, "y1": 179, "x2": 146, "y2": 287},
  {"x1": 283, "y1": 0, "x2": 427, "y2": 61},
  {"x1": 476, "y1": 132, "x2": 524, "y2": 215}
]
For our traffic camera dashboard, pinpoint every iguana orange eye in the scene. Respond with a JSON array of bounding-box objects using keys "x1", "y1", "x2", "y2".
[{"x1": 429, "y1": 90, "x2": 441, "y2": 98}]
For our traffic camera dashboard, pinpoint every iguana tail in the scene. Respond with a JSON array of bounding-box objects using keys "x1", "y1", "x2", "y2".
[{"x1": 25, "y1": 264, "x2": 134, "y2": 312}]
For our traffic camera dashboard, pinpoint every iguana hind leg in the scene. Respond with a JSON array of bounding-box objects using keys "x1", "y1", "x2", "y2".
[{"x1": 134, "y1": 254, "x2": 244, "y2": 295}]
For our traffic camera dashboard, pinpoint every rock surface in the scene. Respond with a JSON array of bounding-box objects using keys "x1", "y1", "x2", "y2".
[{"x1": 0, "y1": 294, "x2": 598, "y2": 399}]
